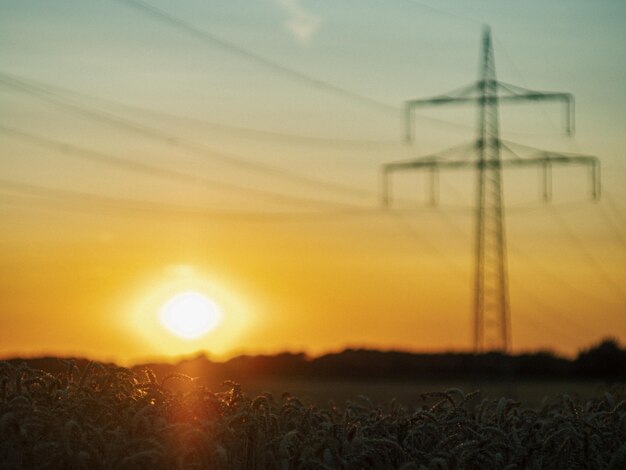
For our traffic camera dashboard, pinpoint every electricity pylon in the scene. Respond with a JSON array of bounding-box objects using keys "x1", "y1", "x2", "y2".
[{"x1": 381, "y1": 26, "x2": 601, "y2": 354}]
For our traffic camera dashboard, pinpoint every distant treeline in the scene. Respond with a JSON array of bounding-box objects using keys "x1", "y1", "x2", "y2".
[{"x1": 6, "y1": 338, "x2": 626, "y2": 382}]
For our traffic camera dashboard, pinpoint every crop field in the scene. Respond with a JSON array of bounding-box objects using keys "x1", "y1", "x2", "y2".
[
  {"x1": 217, "y1": 377, "x2": 606, "y2": 410},
  {"x1": 1, "y1": 361, "x2": 625, "y2": 469}
]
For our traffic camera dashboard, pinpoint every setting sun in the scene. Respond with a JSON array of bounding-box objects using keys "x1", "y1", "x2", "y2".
[{"x1": 159, "y1": 291, "x2": 222, "y2": 340}]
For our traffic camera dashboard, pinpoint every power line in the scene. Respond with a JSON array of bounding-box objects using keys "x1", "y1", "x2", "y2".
[
  {"x1": 0, "y1": 125, "x2": 357, "y2": 210},
  {"x1": 401, "y1": 0, "x2": 481, "y2": 24},
  {"x1": 429, "y1": 183, "x2": 623, "y2": 311},
  {"x1": 511, "y1": 285, "x2": 587, "y2": 344},
  {"x1": 0, "y1": 179, "x2": 233, "y2": 218},
  {"x1": 382, "y1": 174, "x2": 617, "y2": 338},
  {"x1": 109, "y1": 1, "x2": 476, "y2": 132},
  {"x1": 112, "y1": 0, "x2": 398, "y2": 115},
  {"x1": 521, "y1": 295, "x2": 588, "y2": 340},
  {"x1": 546, "y1": 204, "x2": 626, "y2": 303},
  {"x1": 597, "y1": 201, "x2": 626, "y2": 253},
  {"x1": 0, "y1": 178, "x2": 392, "y2": 222},
  {"x1": 506, "y1": 198, "x2": 596, "y2": 216},
  {"x1": 0, "y1": 179, "x2": 464, "y2": 225},
  {"x1": 390, "y1": 202, "x2": 586, "y2": 346},
  {"x1": 427, "y1": 180, "x2": 597, "y2": 340},
  {"x1": 507, "y1": 240, "x2": 620, "y2": 310},
  {"x1": 386, "y1": 210, "x2": 468, "y2": 279},
  {"x1": 112, "y1": 107, "x2": 400, "y2": 148},
  {"x1": 2, "y1": 178, "x2": 454, "y2": 225},
  {"x1": 603, "y1": 191, "x2": 626, "y2": 229},
  {"x1": 0, "y1": 72, "x2": 399, "y2": 148},
  {"x1": 0, "y1": 72, "x2": 375, "y2": 201},
  {"x1": 493, "y1": 38, "x2": 582, "y2": 153}
]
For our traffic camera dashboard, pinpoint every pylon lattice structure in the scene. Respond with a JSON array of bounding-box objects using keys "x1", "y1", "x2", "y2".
[{"x1": 381, "y1": 27, "x2": 601, "y2": 354}]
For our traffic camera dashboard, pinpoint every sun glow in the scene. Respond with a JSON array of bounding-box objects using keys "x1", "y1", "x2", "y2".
[
  {"x1": 159, "y1": 291, "x2": 221, "y2": 339},
  {"x1": 128, "y1": 265, "x2": 251, "y2": 359}
]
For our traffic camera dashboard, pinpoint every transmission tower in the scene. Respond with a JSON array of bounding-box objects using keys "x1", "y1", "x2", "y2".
[{"x1": 381, "y1": 26, "x2": 601, "y2": 353}]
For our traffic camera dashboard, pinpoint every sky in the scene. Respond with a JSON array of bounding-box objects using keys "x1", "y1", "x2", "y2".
[{"x1": 0, "y1": 0, "x2": 625, "y2": 364}]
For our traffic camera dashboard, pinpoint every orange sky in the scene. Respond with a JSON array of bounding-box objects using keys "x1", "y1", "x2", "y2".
[{"x1": 1, "y1": 0, "x2": 625, "y2": 364}]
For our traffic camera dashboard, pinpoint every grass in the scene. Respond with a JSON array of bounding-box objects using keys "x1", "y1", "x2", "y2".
[{"x1": 1, "y1": 360, "x2": 625, "y2": 469}]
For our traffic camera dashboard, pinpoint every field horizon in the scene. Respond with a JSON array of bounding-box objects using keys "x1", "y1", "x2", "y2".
[{"x1": 5, "y1": 336, "x2": 624, "y2": 384}]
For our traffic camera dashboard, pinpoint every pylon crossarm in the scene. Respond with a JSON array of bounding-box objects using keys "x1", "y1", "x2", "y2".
[
  {"x1": 500, "y1": 154, "x2": 598, "y2": 168},
  {"x1": 540, "y1": 151, "x2": 598, "y2": 162},
  {"x1": 496, "y1": 92, "x2": 574, "y2": 135},
  {"x1": 498, "y1": 80, "x2": 571, "y2": 98},
  {"x1": 406, "y1": 82, "x2": 478, "y2": 107},
  {"x1": 405, "y1": 82, "x2": 479, "y2": 142},
  {"x1": 499, "y1": 153, "x2": 601, "y2": 201},
  {"x1": 408, "y1": 91, "x2": 572, "y2": 108},
  {"x1": 381, "y1": 158, "x2": 479, "y2": 208},
  {"x1": 500, "y1": 140, "x2": 589, "y2": 162},
  {"x1": 385, "y1": 159, "x2": 475, "y2": 172},
  {"x1": 542, "y1": 152, "x2": 601, "y2": 200},
  {"x1": 407, "y1": 90, "x2": 574, "y2": 136},
  {"x1": 407, "y1": 95, "x2": 474, "y2": 107},
  {"x1": 500, "y1": 139, "x2": 550, "y2": 155},
  {"x1": 384, "y1": 152, "x2": 597, "y2": 174}
]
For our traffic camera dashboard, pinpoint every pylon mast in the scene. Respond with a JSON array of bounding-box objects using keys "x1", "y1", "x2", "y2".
[
  {"x1": 473, "y1": 28, "x2": 510, "y2": 352},
  {"x1": 382, "y1": 26, "x2": 601, "y2": 354}
]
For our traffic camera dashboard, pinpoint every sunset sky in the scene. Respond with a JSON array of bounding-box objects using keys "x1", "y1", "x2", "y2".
[{"x1": 1, "y1": 0, "x2": 625, "y2": 364}]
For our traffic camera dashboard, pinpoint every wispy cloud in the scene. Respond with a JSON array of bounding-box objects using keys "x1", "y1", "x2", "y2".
[{"x1": 274, "y1": 0, "x2": 321, "y2": 44}]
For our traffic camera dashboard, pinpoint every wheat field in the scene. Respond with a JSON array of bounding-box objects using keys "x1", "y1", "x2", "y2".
[{"x1": 1, "y1": 361, "x2": 624, "y2": 469}]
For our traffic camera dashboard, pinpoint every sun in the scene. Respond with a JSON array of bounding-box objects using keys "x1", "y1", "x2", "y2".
[
  {"x1": 159, "y1": 291, "x2": 222, "y2": 340},
  {"x1": 129, "y1": 266, "x2": 250, "y2": 355}
]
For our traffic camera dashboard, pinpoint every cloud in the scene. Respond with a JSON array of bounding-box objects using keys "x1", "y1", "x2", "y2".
[{"x1": 274, "y1": 0, "x2": 321, "y2": 44}]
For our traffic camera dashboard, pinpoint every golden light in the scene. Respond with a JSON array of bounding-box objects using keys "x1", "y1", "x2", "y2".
[
  {"x1": 127, "y1": 265, "x2": 253, "y2": 359},
  {"x1": 159, "y1": 291, "x2": 221, "y2": 339}
]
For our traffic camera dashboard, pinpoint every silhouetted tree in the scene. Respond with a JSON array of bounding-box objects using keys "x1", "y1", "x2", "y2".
[{"x1": 574, "y1": 338, "x2": 626, "y2": 379}]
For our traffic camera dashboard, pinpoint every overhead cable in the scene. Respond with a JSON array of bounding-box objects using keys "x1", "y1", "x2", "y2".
[
  {"x1": 113, "y1": 0, "x2": 398, "y2": 115},
  {"x1": 0, "y1": 73, "x2": 375, "y2": 200},
  {"x1": 0, "y1": 124, "x2": 368, "y2": 210},
  {"x1": 0, "y1": 178, "x2": 396, "y2": 222}
]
